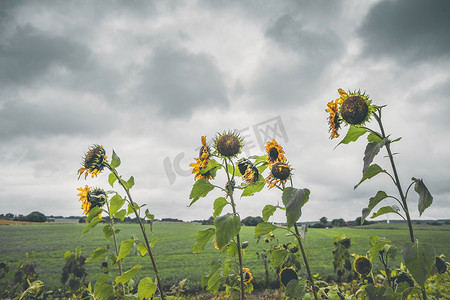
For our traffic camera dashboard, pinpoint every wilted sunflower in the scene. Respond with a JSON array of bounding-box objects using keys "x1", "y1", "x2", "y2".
[
  {"x1": 325, "y1": 98, "x2": 342, "y2": 139},
  {"x1": 280, "y1": 268, "x2": 298, "y2": 287},
  {"x1": 265, "y1": 162, "x2": 291, "y2": 189},
  {"x1": 190, "y1": 136, "x2": 212, "y2": 180},
  {"x1": 237, "y1": 158, "x2": 259, "y2": 186},
  {"x1": 338, "y1": 89, "x2": 375, "y2": 126},
  {"x1": 435, "y1": 256, "x2": 447, "y2": 274},
  {"x1": 78, "y1": 145, "x2": 108, "y2": 179},
  {"x1": 225, "y1": 179, "x2": 236, "y2": 198},
  {"x1": 213, "y1": 131, "x2": 243, "y2": 158},
  {"x1": 265, "y1": 139, "x2": 286, "y2": 165},
  {"x1": 353, "y1": 256, "x2": 372, "y2": 276},
  {"x1": 77, "y1": 186, "x2": 107, "y2": 217},
  {"x1": 242, "y1": 268, "x2": 253, "y2": 285}
]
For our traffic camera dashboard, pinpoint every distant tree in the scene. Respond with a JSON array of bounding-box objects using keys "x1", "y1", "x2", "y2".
[
  {"x1": 24, "y1": 211, "x2": 47, "y2": 223},
  {"x1": 331, "y1": 218, "x2": 347, "y2": 227},
  {"x1": 242, "y1": 216, "x2": 263, "y2": 226},
  {"x1": 6, "y1": 213, "x2": 14, "y2": 219},
  {"x1": 319, "y1": 217, "x2": 328, "y2": 225}
]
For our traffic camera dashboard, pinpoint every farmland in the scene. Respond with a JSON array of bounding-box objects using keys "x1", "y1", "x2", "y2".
[{"x1": 1, "y1": 222, "x2": 450, "y2": 293}]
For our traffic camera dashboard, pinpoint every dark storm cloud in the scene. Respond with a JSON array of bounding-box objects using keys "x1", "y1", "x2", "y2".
[
  {"x1": 137, "y1": 44, "x2": 229, "y2": 117},
  {"x1": 0, "y1": 24, "x2": 92, "y2": 87},
  {"x1": 358, "y1": 0, "x2": 450, "y2": 62}
]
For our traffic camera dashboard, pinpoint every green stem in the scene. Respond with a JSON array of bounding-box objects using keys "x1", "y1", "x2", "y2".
[
  {"x1": 108, "y1": 166, "x2": 166, "y2": 300},
  {"x1": 374, "y1": 111, "x2": 415, "y2": 243},
  {"x1": 224, "y1": 159, "x2": 245, "y2": 300},
  {"x1": 293, "y1": 224, "x2": 318, "y2": 300}
]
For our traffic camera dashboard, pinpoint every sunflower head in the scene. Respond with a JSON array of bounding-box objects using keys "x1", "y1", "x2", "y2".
[
  {"x1": 238, "y1": 158, "x2": 259, "y2": 186},
  {"x1": 265, "y1": 139, "x2": 286, "y2": 165},
  {"x1": 435, "y1": 256, "x2": 447, "y2": 274},
  {"x1": 280, "y1": 267, "x2": 298, "y2": 287},
  {"x1": 339, "y1": 89, "x2": 375, "y2": 126},
  {"x1": 225, "y1": 179, "x2": 236, "y2": 198},
  {"x1": 190, "y1": 136, "x2": 212, "y2": 181},
  {"x1": 325, "y1": 98, "x2": 342, "y2": 139},
  {"x1": 78, "y1": 145, "x2": 108, "y2": 179},
  {"x1": 353, "y1": 256, "x2": 372, "y2": 276},
  {"x1": 265, "y1": 162, "x2": 292, "y2": 189},
  {"x1": 77, "y1": 186, "x2": 107, "y2": 217},
  {"x1": 213, "y1": 131, "x2": 244, "y2": 158},
  {"x1": 242, "y1": 268, "x2": 253, "y2": 285},
  {"x1": 340, "y1": 237, "x2": 351, "y2": 249}
]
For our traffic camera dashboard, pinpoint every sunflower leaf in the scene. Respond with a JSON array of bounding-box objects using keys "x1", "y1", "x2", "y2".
[
  {"x1": 241, "y1": 177, "x2": 265, "y2": 197},
  {"x1": 362, "y1": 191, "x2": 388, "y2": 224},
  {"x1": 271, "y1": 249, "x2": 287, "y2": 268},
  {"x1": 189, "y1": 178, "x2": 215, "y2": 207},
  {"x1": 103, "y1": 224, "x2": 113, "y2": 240},
  {"x1": 138, "y1": 277, "x2": 157, "y2": 300},
  {"x1": 402, "y1": 241, "x2": 435, "y2": 287},
  {"x1": 255, "y1": 222, "x2": 278, "y2": 238},
  {"x1": 213, "y1": 197, "x2": 229, "y2": 218},
  {"x1": 86, "y1": 247, "x2": 108, "y2": 263},
  {"x1": 127, "y1": 176, "x2": 135, "y2": 189},
  {"x1": 412, "y1": 177, "x2": 433, "y2": 216},
  {"x1": 200, "y1": 159, "x2": 222, "y2": 179},
  {"x1": 108, "y1": 173, "x2": 117, "y2": 187},
  {"x1": 117, "y1": 238, "x2": 136, "y2": 261},
  {"x1": 193, "y1": 228, "x2": 215, "y2": 253},
  {"x1": 262, "y1": 204, "x2": 277, "y2": 222},
  {"x1": 370, "y1": 205, "x2": 403, "y2": 219},
  {"x1": 82, "y1": 216, "x2": 102, "y2": 235},
  {"x1": 367, "y1": 132, "x2": 383, "y2": 143},
  {"x1": 282, "y1": 187, "x2": 310, "y2": 228},
  {"x1": 214, "y1": 213, "x2": 240, "y2": 249},
  {"x1": 86, "y1": 207, "x2": 102, "y2": 222},
  {"x1": 337, "y1": 126, "x2": 367, "y2": 147},
  {"x1": 110, "y1": 150, "x2": 121, "y2": 169},
  {"x1": 109, "y1": 194, "x2": 125, "y2": 217},
  {"x1": 354, "y1": 164, "x2": 385, "y2": 189},
  {"x1": 114, "y1": 209, "x2": 126, "y2": 221},
  {"x1": 145, "y1": 209, "x2": 154, "y2": 233},
  {"x1": 115, "y1": 265, "x2": 142, "y2": 286},
  {"x1": 362, "y1": 139, "x2": 386, "y2": 174}
]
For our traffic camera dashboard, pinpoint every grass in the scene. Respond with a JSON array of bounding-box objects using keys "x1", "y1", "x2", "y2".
[{"x1": 1, "y1": 222, "x2": 449, "y2": 292}]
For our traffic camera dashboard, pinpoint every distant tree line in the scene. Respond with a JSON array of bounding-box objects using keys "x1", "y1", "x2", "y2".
[{"x1": 0, "y1": 212, "x2": 47, "y2": 223}]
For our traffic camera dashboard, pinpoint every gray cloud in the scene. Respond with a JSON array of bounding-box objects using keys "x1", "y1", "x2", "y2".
[
  {"x1": 358, "y1": 0, "x2": 450, "y2": 62},
  {"x1": 137, "y1": 44, "x2": 229, "y2": 117}
]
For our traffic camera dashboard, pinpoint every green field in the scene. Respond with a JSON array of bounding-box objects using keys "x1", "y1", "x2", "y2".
[{"x1": 1, "y1": 222, "x2": 449, "y2": 291}]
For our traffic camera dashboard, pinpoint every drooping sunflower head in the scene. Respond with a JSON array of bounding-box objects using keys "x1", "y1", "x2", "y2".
[
  {"x1": 77, "y1": 186, "x2": 107, "y2": 217},
  {"x1": 190, "y1": 136, "x2": 212, "y2": 181},
  {"x1": 78, "y1": 145, "x2": 108, "y2": 179},
  {"x1": 213, "y1": 130, "x2": 244, "y2": 159},
  {"x1": 325, "y1": 98, "x2": 342, "y2": 139},
  {"x1": 353, "y1": 256, "x2": 372, "y2": 276},
  {"x1": 237, "y1": 158, "x2": 259, "y2": 186},
  {"x1": 242, "y1": 268, "x2": 253, "y2": 285},
  {"x1": 435, "y1": 256, "x2": 447, "y2": 274},
  {"x1": 280, "y1": 267, "x2": 298, "y2": 287},
  {"x1": 225, "y1": 179, "x2": 236, "y2": 198},
  {"x1": 265, "y1": 139, "x2": 286, "y2": 165},
  {"x1": 265, "y1": 162, "x2": 292, "y2": 189},
  {"x1": 338, "y1": 89, "x2": 375, "y2": 126}
]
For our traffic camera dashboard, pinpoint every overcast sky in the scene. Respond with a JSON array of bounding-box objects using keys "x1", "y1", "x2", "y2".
[{"x1": 1, "y1": 0, "x2": 449, "y2": 223}]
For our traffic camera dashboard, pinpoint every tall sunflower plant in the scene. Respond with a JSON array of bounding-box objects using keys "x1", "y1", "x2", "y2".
[
  {"x1": 253, "y1": 140, "x2": 320, "y2": 300},
  {"x1": 188, "y1": 132, "x2": 267, "y2": 299},
  {"x1": 76, "y1": 145, "x2": 164, "y2": 300},
  {"x1": 325, "y1": 89, "x2": 436, "y2": 299}
]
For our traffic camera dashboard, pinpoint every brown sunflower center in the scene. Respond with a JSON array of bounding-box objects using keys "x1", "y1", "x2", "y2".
[
  {"x1": 340, "y1": 95, "x2": 369, "y2": 125},
  {"x1": 271, "y1": 162, "x2": 290, "y2": 180},
  {"x1": 280, "y1": 268, "x2": 298, "y2": 287},
  {"x1": 216, "y1": 135, "x2": 241, "y2": 157},
  {"x1": 268, "y1": 147, "x2": 279, "y2": 161},
  {"x1": 354, "y1": 257, "x2": 372, "y2": 275}
]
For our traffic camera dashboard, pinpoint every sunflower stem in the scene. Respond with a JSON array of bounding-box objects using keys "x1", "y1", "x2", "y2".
[
  {"x1": 293, "y1": 224, "x2": 319, "y2": 300},
  {"x1": 224, "y1": 158, "x2": 245, "y2": 300},
  {"x1": 107, "y1": 165, "x2": 166, "y2": 300},
  {"x1": 374, "y1": 111, "x2": 415, "y2": 243}
]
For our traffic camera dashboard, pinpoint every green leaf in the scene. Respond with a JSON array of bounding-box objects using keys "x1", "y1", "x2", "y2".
[
  {"x1": 354, "y1": 164, "x2": 385, "y2": 189},
  {"x1": 371, "y1": 205, "x2": 402, "y2": 219},
  {"x1": 189, "y1": 178, "x2": 215, "y2": 207},
  {"x1": 412, "y1": 177, "x2": 433, "y2": 216},
  {"x1": 193, "y1": 228, "x2": 215, "y2": 253},
  {"x1": 362, "y1": 139, "x2": 386, "y2": 174},
  {"x1": 213, "y1": 197, "x2": 229, "y2": 218},
  {"x1": 214, "y1": 213, "x2": 241, "y2": 249},
  {"x1": 82, "y1": 216, "x2": 101, "y2": 235},
  {"x1": 207, "y1": 271, "x2": 222, "y2": 294},
  {"x1": 94, "y1": 274, "x2": 113, "y2": 300},
  {"x1": 138, "y1": 277, "x2": 157, "y2": 300},
  {"x1": 127, "y1": 202, "x2": 139, "y2": 215},
  {"x1": 282, "y1": 187, "x2": 310, "y2": 228},
  {"x1": 127, "y1": 176, "x2": 135, "y2": 189},
  {"x1": 271, "y1": 249, "x2": 287, "y2": 268},
  {"x1": 103, "y1": 224, "x2": 113, "y2": 240},
  {"x1": 86, "y1": 207, "x2": 102, "y2": 222},
  {"x1": 285, "y1": 279, "x2": 305, "y2": 300},
  {"x1": 115, "y1": 265, "x2": 142, "y2": 285},
  {"x1": 200, "y1": 159, "x2": 222, "y2": 179},
  {"x1": 109, "y1": 194, "x2": 125, "y2": 217},
  {"x1": 227, "y1": 162, "x2": 241, "y2": 177},
  {"x1": 108, "y1": 173, "x2": 117, "y2": 187},
  {"x1": 136, "y1": 244, "x2": 148, "y2": 256},
  {"x1": 117, "y1": 238, "x2": 136, "y2": 261},
  {"x1": 391, "y1": 137, "x2": 402, "y2": 143},
  {"x1": 110, "y1": 150, "x2": 121, "y2": 169},
  {"x1": 145, "y1": 209, "x2": 154, "y2": 233},
  {"x1": 255, "y1": 222, "x2": 278, "y2": 238},
  {"x1": 362, "y1": 191, "x2": 388, "y2": 224},
  {"x1": 402, "y1": 241, "x2": 435, "y2": 287},
  {"x1": 367, "y1": 132, "x2": 383, "y2": 143},
  {"x1": 115, "y1": 209, "x2": 126, "y2": 221},
  {"x1": 86, "y1": 247, "x2": 108, "y2": 262},
  {"x1": 262, "y1": 204, "x2": 277, "y2": 222},
  {"x1": 241, "y1": 177, "x2": 265, "y2": 197},
  {"x1": 337, "y1": 126, "x2": 367, "y2": 146}
]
